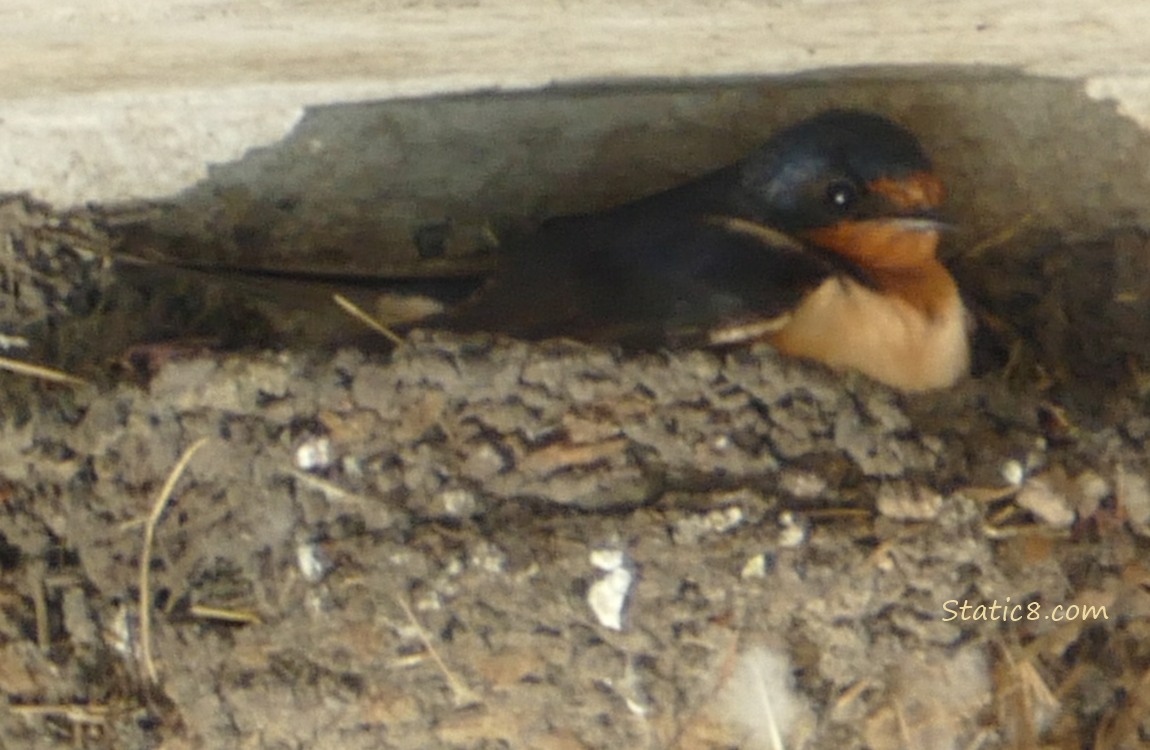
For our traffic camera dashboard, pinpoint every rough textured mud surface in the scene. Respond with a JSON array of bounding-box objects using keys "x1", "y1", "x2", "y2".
[{"x1": 0, "y1": 196, "x2": 1148, "y2": 749}]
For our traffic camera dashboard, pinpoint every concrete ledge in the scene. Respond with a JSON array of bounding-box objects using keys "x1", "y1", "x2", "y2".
[{"x1": 3, "y1": 2, "x2": 1150, "y2": 267}]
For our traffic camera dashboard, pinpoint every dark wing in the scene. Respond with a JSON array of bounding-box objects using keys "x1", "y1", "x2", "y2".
[{"x1": 428, "y1": 205, "x2": 834, "y2": 349}]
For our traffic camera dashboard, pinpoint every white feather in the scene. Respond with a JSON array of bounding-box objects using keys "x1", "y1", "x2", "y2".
[{"x1": 718, "y1": 647, "x2": 802, "y2": 750}]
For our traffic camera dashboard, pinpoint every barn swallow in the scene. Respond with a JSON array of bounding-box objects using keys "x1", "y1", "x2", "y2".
[{"x1": 424, "y1": 110, "x2": 970, "y2": 392}]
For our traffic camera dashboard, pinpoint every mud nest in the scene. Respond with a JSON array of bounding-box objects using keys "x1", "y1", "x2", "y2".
[{"x1": 0, "y1": 195, "x2": 1147, "y2": 749}]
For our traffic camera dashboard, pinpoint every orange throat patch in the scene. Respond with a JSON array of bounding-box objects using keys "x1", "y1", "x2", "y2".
[
  {"x1": 802, "y1": 220, "x2": 955, "y2": 317},
  {"x1": 776, "y1": 218, "x2": 969, "y2": 391}
]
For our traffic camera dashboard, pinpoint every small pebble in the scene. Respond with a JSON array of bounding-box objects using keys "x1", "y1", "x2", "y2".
[
  {"x1": 1016, "y1": 475, "x2": 1076, "y2": 529},
  {"x1": 877, "y1": 483, "x2": 943, "y2": 521}
]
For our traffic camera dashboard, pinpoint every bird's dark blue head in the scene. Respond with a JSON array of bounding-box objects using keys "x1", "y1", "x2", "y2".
[{"x1": 737, "y1": 110, "x2": 942, "y2": 231}]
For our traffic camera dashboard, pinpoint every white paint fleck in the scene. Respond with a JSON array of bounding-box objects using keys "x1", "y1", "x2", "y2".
[
  {"x1": 780, "y1": 469, "x2": 827, "y2": 499},
  {"x1": 296, "y1": 541, "x2": 330, "y2": 582},
  {"x1": 415, "y1": 591, "x2": 442, "y2": 612},
  {"x1": 106, "y1": 604, "x2": 134, "y2": 658},
  {"x1": 714, "y1": 505, "x2": 745, "y2": 531},
  {"x1": 588, "y1": 566, "x2": 633, "y2": 631},
  {"x1": 777, "y1": 511, "x2": 807, "y2": 548},
  {"x1": 672, "y1": 505, "x2": 746, "y2": 544},
  {"x1": 741, "y1": 553, "x2": 768, "y2": 579},
  {"x1": 470, "y1": 542, "x2": 507, "y2": 573},
  {"x1": 0, "y1": 334, "x2": 29, "y2": 351},
  {"x1": 438, "y1": 488, "x2": 477, "y2": 517},
  {"x1": 294, "y1": 436, "x2": 333, "y2": 472},
  {"x1": 590, "y1": 548, "x2": 625, "y2": 571},
  {"x1": 1001, "y1": 459, "x2": 1025, "y2": 487}
]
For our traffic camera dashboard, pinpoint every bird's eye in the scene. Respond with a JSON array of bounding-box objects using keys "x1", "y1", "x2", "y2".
[{"x1": 824, "y1": 181, "x2": 858, "y2": 212}]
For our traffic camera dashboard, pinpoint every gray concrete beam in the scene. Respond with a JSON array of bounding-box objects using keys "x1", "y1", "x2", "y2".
[{"x1": 3, "y1": 1, "x2": 1149, "y2": 269}]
